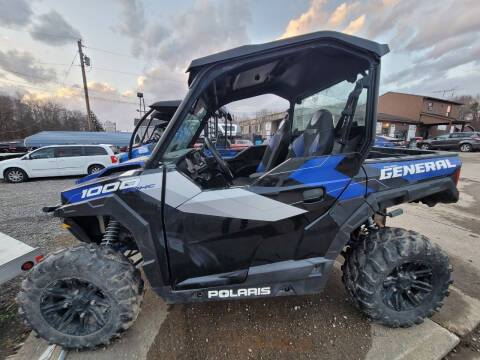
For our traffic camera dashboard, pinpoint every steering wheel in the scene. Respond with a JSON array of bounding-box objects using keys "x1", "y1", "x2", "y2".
[{"x1": 204, "y1": 137, "x2": 234, "y2": 181}]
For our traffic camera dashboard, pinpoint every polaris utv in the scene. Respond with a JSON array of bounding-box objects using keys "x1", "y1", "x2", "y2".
[
  {"x1": 118, "y1": 100, "x2": 181, "y2": 162},
  {"x1": 121, "y1": 100, "x2": 241, "y2": 162},
  {"x1": 18, "y1": 31, "x2": 460, "y2": 349}
]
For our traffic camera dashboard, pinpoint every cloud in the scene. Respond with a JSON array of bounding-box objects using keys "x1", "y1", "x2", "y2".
[
  {"x1": 0, "y1": 50, "x2": 57, "y2": 83},
  {"x1": 385, "y1": 41, "x2": 480, "y2": 86},
  {"x1": 280, "y1": 0, "x2": 329, "y2": 39},
  {"x1": 405, "y1": 0, "x2": 479, "y2": 52},
  {"x1": 343, "y1": 14, "x2": 365, "y2": 35},
  {"x1": 279, "y1": 0, "x2": 362, "y2": 39},
  {"x1": 426, "y1": 33, "x2": 477, "y2": 59},
  {"x1": 115, "y1": 0, "x2": 251, "y2": 70},
  {"x1": 30, "y1": 10, "x2": 81, "y2": 45},
  {"x1": 136, "y1": 65, "x2": 188, "y2": 101},
  {"x1": 328, "y1": 2, "x2": 360, "y2": 27},
  {"x1": 0, "y1": 0, "x2": 33, "y2": 28}
]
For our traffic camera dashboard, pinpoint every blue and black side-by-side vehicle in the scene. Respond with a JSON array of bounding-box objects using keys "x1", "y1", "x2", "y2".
[
  {"x1": 119, "y1": 100, "x2": 242, "y2": 163},
  {"x1": 19, "y1": 31, "x2": 461, "y2": 349}
]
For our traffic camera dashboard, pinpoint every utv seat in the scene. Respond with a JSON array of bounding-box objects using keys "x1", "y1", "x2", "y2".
[
  {"x1": 256, "y1": 114, "x2": 291, "y2": 173},
  {"x1": 232, "y1": 114, "x2": 290, "y2": 186},
  {"x1": 289, "y1": 109, "x2": 334, "y2": 157}
]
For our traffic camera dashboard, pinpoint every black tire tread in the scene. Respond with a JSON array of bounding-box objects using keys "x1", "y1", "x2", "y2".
[
  {"x1": 341, "y1": 227, "x2": 452, "y2": 328},
  {"x1": 17, "y1": 243, "x2": 144, "y2": 349}
]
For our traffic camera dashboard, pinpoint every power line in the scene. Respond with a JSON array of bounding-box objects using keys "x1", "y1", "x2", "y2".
[
  {"x1": 83, "y1": 45, "x2": 137, "y2": 59},
  {"x1": 0, "y1": 79, "x2": 138, "y2": 105},
  {"x1": 88, "y1": 65, "x2": 184, "y2": 83},
  {"x1": 0, "y1": 66, "x2": 137, "y2": 99},
  {"x1": 62, "y1": 53, "x2": 78, "y2": 86}
]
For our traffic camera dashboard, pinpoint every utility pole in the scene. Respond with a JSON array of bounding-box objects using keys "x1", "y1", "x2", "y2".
[{"x1": 77, "y1": 39, "x2": 93, "y2": 131}]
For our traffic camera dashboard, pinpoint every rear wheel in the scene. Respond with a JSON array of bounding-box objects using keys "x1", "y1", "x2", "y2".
[
  {"x1": 342, "y1": 227, "x2": 452, "y2": 328},
  {"x1": 420, "y1": 144, "x2": 431, "y2": 150},
  {"x1": 5, "y1": 167, "x2": 27, "y2": 183},
  {"x1": 88, "y1": 164, "x2": 104, "y2": 175},
  {"x1": 17, "y1": 244, "x2": 144, "y2": 349},
  {"x1": 460, "y1": 143, "x2": 472, "y2": 152}
]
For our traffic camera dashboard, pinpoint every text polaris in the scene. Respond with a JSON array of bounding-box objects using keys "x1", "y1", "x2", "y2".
[
  {"x1": 207, "y1": 287, "x2": 271, "y2": 298},
  {"x1": 379, "y1": 159, "x2": 457, "y2": 180}
]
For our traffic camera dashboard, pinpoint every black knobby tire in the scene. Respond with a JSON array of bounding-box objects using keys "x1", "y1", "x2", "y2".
[
  {"x1": 342, "y1": 227, "x2": 452, "y2": 328},
  {"x1": 5, "y1": 167, "x2": 27, "y2": 183},
  {"x1": 17, "y1": 244, "x2": 144, "y2": 349},
  {"x1": 88, "y1": 164, "x2": 105, "y2": 175}
]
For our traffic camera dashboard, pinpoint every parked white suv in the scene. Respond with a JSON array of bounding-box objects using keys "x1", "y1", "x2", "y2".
[{"x1": 0, "y1": 144, "x2": 118, "y2": 183}]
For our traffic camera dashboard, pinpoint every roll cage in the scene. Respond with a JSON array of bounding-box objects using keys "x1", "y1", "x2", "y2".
[{"x1": 146, "y1": 31, "x2": 388, "y2": 169}]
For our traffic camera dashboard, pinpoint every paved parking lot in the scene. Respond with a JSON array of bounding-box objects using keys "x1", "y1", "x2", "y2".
[{"x1": 2, "y1": 153, "x2": 480, "y2": 360}]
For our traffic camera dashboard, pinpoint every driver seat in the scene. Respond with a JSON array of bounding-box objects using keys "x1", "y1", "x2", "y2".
[
  {"x1": 231, "y1": 114, "x2": 290, "y2": 186},
  {"x1": 256, "y1": 113, "x2": 291, "y2": 173}
]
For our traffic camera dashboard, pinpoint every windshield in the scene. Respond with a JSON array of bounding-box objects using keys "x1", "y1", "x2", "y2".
[{"x1": 164, "y1": 99, "x2": 206, "y2": 155}]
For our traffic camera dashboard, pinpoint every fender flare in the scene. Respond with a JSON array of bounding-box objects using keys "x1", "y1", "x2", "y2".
[{"x1": 54, "y1": 194, "x2": 169, "y2": 290}]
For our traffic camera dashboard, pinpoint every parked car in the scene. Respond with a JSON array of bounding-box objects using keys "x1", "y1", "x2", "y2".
[
  {"x1": 231, "y1": 139, "x2": 253, "y2": 151},
  {"x1": 0, "y1": 139, "x2": 28, "y2": 153},
  {"x1": 374, "y1": 135, "x2": 404, "y2": 148},
  {"x1": 0, "y1": 144, "x2": 118, "y2": 183},
  {"x1": 417, "y1": 132, "x2": 480, "y2": 152}
]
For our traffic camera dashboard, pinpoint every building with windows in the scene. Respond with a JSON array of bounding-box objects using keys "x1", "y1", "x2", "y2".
[
  {"x1": 238, "y1": 111, "x2": 287, "y2": 141},
  {"x1": 377, "y1": 92, "x2": 467, "y2": 140},
  {"x1": 103, "y1": 121, "x2": 117, "y2": 132}
]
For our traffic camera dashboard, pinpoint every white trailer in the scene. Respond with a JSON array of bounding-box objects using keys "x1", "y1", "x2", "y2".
[{"x1": 0, "y1": 232, "x2": 43, "y2": 284}]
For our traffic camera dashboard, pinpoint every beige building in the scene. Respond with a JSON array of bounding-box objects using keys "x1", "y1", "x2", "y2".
[
  {"x1": 377, "y1": 92, "x2": 467, "y2": 139},
  {"x1": 238, "y1": 111, "x2": 287, "y2": 140}
]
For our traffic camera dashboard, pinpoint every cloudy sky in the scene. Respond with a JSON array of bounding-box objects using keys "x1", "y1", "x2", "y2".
[{"x1": 0, "y1": 0, "x2": 479, "y2": 130}]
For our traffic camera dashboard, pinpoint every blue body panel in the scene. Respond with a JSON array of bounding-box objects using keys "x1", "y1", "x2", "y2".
[
  {"x1": 374, "y1": 136, "x2": 397, "y2": 148},
  {"x1": 118, "y1": 144, "x2": 154, "y2": 163},
  {"x1": 288, "y1": 155, "x2": 371, "y2": 200}
]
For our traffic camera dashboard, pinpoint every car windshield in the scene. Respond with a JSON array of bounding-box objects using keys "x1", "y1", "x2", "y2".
[{"x1": 163, "y1": 99, "x2": 207, "y2": 156}]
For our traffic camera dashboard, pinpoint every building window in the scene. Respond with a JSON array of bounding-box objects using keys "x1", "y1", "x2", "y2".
[
  {"x1": 427, "y1": 102, "x2": 433, "y2": 111},
  {"x1": 446, "y1": 105, "x2": 451, "y2": 117}
]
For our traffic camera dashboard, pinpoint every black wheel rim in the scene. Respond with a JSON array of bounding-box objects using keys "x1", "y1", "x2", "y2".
[
  {"x1": 40, "y1": 278, "x2": 110, "y2": 335},
  {"x1": 382, "y1": 262, "x2": 434, "y2": 311}
]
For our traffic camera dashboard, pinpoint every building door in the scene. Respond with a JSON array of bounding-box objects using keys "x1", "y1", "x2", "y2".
[
  {"x1": 407, "y1": 125, "x2": 417, "y2": 140},
  {"x1": 388, "y1": 124, "x2": 396, "y2": 137}
]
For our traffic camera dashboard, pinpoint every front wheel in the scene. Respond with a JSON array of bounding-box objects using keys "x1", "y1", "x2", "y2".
[
  {"x1": 460, "y1": 143, "x2": 472, "y2": 152},
  {"x1": 5, "y1": 167, "x2": 27, "y2": 183},
  {"x1": 17, "y1": 244, "x2": 144, "y2": 349},
  {"x1": 342, "y1": 227, "x2": 452, "y2": 328}
]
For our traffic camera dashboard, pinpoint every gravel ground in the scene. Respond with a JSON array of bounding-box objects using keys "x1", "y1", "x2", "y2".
[
  {"x1": 0, "y1": 177, "x2": 79, "y2": 359},
  {"x1": 147, "y1": 267, "x2": 373, "y2": 360}
]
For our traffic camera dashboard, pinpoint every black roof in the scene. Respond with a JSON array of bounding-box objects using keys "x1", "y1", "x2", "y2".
[
  {"x1": 149, "y1": 100, "x2": 182, "y2": 110},
  {"x1": 187, "y1": 31, "x2": 389, "y2": 75}
]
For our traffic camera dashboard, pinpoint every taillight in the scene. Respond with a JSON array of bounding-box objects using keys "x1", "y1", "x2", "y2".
[
  {"x1": 455, "y1": 169, "x2": 461, "y2": 185},
  {"x1": 36, "y1": 255, "x2": 44, "y2": 263},
  {"x1": 110, "y1": 155, "x2": 118, "y2": 164},
  {"x1": 472, "y1": 137, "x2": 480, "y2": 140},
  {"x1": 21, "y1": 261, "x2": 34, "y2": 271}
]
